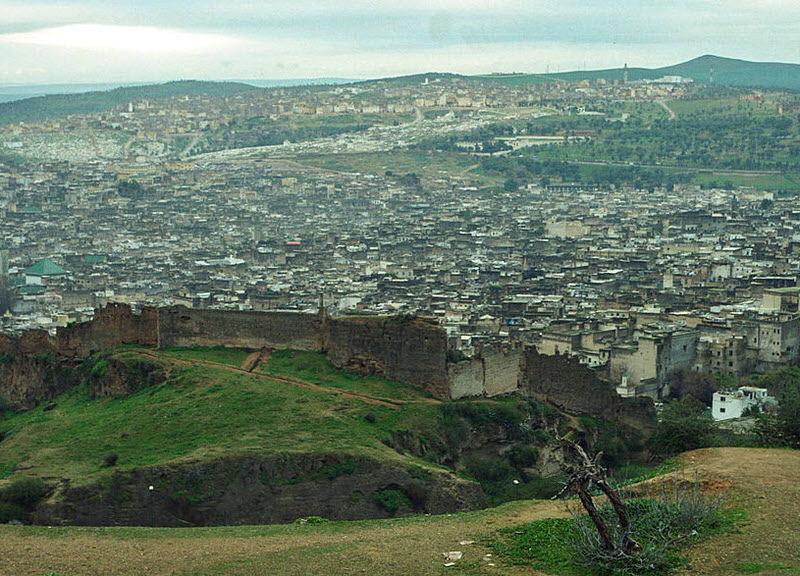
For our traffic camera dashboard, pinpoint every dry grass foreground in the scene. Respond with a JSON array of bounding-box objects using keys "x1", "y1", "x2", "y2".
[{"x1": 0, "y1": 447, "x2": 798, "y2": 576}]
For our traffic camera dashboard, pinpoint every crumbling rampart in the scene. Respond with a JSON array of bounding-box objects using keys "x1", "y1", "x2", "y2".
[{"x1": 1, "y1": 304, "x2": 655, "y2": 435}]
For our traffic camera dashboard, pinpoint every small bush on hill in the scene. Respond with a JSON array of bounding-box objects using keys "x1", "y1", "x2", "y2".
[
  {"x1": 0, "y1": 501, "x2": 26, "y2": 523},
  {"x1": 102, "y1": 452, "x2": 119, "y2": 467},
  {"x1": 0, "y1": 396, "x2": 11, "y2": 417},
  {"x1": 0, "y1": 477, "x2": 49, "y2": 508},
  {"x1": 0, "y1": 477, "x2": 49, "y2": 523},
  {"x1": 492, "y1": 483, "x2": 733, "y2": 576},
  {"x1": 649, "y1": 397, "x2": 716, "y2": 457},
  {"x1": 373, "y1": 488, "x2": 411, "y2": 516},
  {"x1": 507, "y1": 444, "x2": 540, "y2": 470}
]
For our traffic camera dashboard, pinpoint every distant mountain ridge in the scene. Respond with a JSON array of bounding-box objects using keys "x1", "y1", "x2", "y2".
[
  {"x1": 0, "y1": 80, "x2": 258, "y2": 125},
  {"x1": 473, "y1": 55, "x2": 800, "y2": 91},
  {"x1": 1, "y1": 55, "x2": 798, "y2": 126}
]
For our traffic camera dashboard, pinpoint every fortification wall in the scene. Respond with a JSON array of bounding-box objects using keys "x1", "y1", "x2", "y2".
[
  {"x1": 56, "y1": 303, "x2": 158, "y2": 358},
  {"x1": 446, "y1": 348, "x2": 522, "y2": 400},
  {"x1": 448, "y1": 359, "x2": 485, "y2": 400},
  {"x1": 483, "y1": 348, "x2": 522, "y2": 397},
  {"x1": 157, "y1": 306, "x2": 322, "y2": 351},
  {"x1": 520, "y1": 347, "x2": 655, "y2": 436},
  {"x1": 324, "y1": 316, "x2": 450, "y2": 399}
]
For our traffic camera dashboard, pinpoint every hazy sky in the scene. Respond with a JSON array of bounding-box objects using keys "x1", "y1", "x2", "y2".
[{"x1": 1, "y1": 1, "x2": 799, "y2": 84}]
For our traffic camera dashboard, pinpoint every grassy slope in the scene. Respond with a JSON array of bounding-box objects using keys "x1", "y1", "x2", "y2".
[
  {"x1": 0, "y1": 448, "x2": 796, "y2": 576},
  {"x1": 260, "y1": 349, "x2": 428, "y2": 401},
  {"x1": 0, "y1": 349, "x2": 444, "y2": 484}
]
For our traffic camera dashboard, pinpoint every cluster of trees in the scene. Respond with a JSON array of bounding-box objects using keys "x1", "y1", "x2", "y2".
[
  {"x1": 0, "y1": 279, "x2": 15, "y2": 315},
  {"x1": 481, "y1": 154, "x2": 690, "y2": 190},
  {"x1": 536, "y1": 103, "x2": 800, "y2": 172},
  {"x1": 652, "y1": 367, "x2": 800, "y2": 457}
]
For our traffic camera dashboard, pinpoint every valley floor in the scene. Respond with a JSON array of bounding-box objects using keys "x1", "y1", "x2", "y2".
[{"x1": 1, "y1": 448, "x2": 798, "y2": 576}]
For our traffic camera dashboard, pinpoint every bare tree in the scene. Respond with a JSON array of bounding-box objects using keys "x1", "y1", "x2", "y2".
[{"x1": 554, "y1": 437, "x2": 641, "y2": 557}]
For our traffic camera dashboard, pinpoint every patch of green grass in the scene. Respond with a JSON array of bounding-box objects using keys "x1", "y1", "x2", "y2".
[
  {"x1": 609, "y1": 459, "x2": 679, "y2": 486},
  {"x1": 692, "y1": 171, "x2": 800, "y2": 192},
  {"x1": 160, "y1": 346, "x2": 251, "y2": 367},
  {"x1": 490, "y1": 517, "x2": 589, "y2": 575},
  {"x1": 490, "y1": 499, "x2": 745, "y2": 576},
  {"x1": 260, "y1": 350, "x2": 427, "y2": 401}
]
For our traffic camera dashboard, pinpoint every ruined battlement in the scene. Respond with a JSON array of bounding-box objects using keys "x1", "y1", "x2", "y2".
[{"x1": 1, "y1": 303, "x2": 655, "y2": 434}]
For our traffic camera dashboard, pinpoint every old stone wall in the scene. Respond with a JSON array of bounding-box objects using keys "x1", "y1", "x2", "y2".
[
  {"x1": 157, "y1": 306, "x2": 322, "y2": 350},
  {"x1": 483, "y1": 348, "x2": 522, "y2": 397},
  {"x1": 324, "y1": 316, "x2": 451, "y2": 399},
  {"x1": 448, "y1": 358, "x2": 485, "y2": 400},
  {"x1": 56, "y1": 303, "x2": 158, "y2": 358},
  {"x1": 520, "y1": 347, "x2": 655, "y2": 437},
  {"x1": 446, "y1": 348, "x2": 522, "y2": 400}
]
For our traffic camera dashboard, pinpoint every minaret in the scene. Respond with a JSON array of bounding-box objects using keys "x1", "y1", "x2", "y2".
[
  {"x1": 709, "y1": 67, "x2": 715, "y2": 86},
  {"x1": 623, "y1": 63, "x2": 629, "y2": 84}
]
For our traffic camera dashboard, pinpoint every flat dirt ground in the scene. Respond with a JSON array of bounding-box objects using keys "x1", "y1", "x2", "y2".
[{"x1": 0, "y1": 448, "x2": 798, "y2": 576}]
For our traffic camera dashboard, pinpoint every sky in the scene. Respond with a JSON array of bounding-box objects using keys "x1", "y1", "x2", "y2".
[{"x1": 0, "y1": 1, "x2": 799, "y2": 85}]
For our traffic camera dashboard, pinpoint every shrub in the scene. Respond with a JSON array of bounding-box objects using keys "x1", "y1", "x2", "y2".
[
  {"x1": 373, "y1": 488, "x2": 410, "y2": 516},
  {"x1": 0, "y1": 477, "x2": 49, "y2": 508},
  {"x1": 507, "y1": 444, "x2": 540, "y2": 470},
  {"x1": 0, "y1": 501, "x2": 26, "y2": 523},
  {"x1": 649, "y1": 397, "x2": 716, "y2": 457},
  {"x1": 570, "y1": 487, "x2": 725, "y2": 576},
  {"x1": 0, "y1": 396, "x2": 11, "y2": 417},
  {"x1": 492, "y1": 480, "x2": 729, "y2": 576},
  {"x1": 102, "y1": 452, "x2": 119, "y2": 467},
  {"x1": 463, "y1": 454, "x2": 516, "y2": 483},
  {"x1": 90, "y1": 359, "x2": 109, "y2": 379}
]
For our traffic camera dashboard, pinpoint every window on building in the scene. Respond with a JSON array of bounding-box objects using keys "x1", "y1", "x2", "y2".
[
  {"x1": 720, "y1": 396, "x2": 726, "y2": 401},
  {"x1": 720, "y1": 407, "x2": 726, "y2": 413}
]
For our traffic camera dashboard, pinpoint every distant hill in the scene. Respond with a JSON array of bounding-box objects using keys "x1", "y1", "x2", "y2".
[
  {"x1": 473, "y1": 55, "x2": 800, "y2": 91},
  {"x1": 0, "y1": 80, "x2": 258, "y2": 125}
]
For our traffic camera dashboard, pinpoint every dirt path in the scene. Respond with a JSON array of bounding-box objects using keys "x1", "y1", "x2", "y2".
[
  {"x1": 239, "y1": 348, "x2": 271, "y2": 372},
  {"x1": 139, "y1": 350, "x2": 426, "y2": 410},
  {"x1": 658, "y1": 99, "x2": 677, "y2": 120}
]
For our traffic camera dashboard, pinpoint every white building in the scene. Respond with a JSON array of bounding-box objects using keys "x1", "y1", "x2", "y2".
[{"x1": 712, "y1": 386, "x2": 773, "y2": 421}]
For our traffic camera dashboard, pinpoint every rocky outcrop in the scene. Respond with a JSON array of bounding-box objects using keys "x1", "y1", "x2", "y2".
[
  {"x1": 0, "y1": 331, "x2": 68, "y2": 410},
  {"x1": 85, "y1": 354, "x2": 167, "y2": 398},
  {"x1": 34, "y1": 453, "x2": 485, "y2": 527}
]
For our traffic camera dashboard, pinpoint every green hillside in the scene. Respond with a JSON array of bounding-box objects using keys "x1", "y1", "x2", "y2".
[
  {"x1": 0, "y1": 349, "x2": 435, "y2": 483},
  {"x1": 0, "y1": 80, "x2": 258, "y2": 125},
  {"x1": 0, "y1": 347, "x2": 575, "y2": 522}
]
